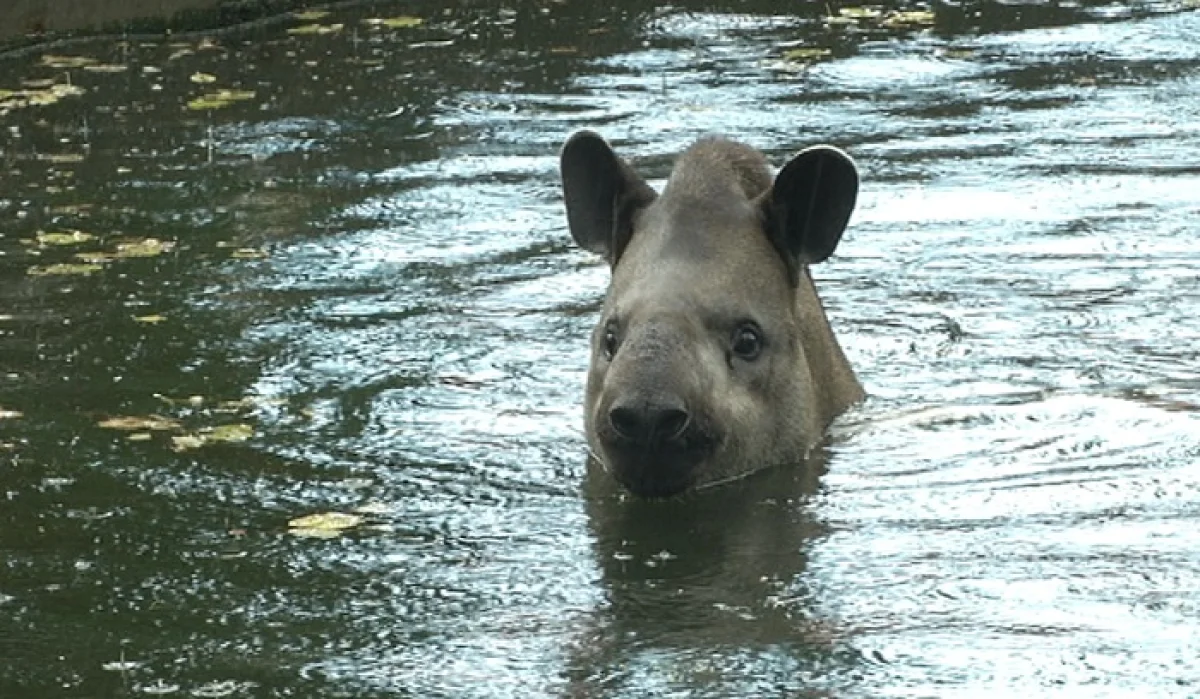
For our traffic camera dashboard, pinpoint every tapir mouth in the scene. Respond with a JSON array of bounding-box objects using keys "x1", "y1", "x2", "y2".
[{"x1": 594, "y1": 422, "x2": 722, "y2": 498}]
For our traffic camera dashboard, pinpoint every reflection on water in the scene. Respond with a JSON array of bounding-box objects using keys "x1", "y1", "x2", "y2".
[{"x1": 1, "y1": 0, "x2": 1198, "y2": 696}]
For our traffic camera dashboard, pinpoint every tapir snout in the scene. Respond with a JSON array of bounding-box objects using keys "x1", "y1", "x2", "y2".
[{"x1": 561, "y1": 131, "x2": 864, "y2": 497}]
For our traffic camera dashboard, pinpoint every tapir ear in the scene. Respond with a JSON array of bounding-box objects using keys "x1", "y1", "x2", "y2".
[
  {"x1": 758, "y1": 145, "x2": 858, "y2": 283},
  {"x1": 560, "y1": 130, "x2": 658, "y2": 265}
]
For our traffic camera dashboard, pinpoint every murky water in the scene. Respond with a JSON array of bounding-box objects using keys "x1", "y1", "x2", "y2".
[{"x1": 2, "y1": 1, "x2": 1199, "y2": 696}]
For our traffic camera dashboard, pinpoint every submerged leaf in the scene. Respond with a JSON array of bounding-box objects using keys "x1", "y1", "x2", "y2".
[
  {"x1": 133, "y1": 314, "x2": 167, "y2": 324},
  {"x1": 190, "y1": 72, "x2": 218, "y2": 84},
  {"x1": 293, "y1": 9, "x2": 331, "y2": 20}
]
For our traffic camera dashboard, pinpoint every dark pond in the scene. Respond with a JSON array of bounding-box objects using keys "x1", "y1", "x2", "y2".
[{"x1": 2, "y1": 0, "x2": 1199, "y2": 696}]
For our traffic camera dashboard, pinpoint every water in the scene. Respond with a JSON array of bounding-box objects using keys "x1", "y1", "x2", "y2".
[{"x1": 2, "y1": 1, "x2": 1198, "y2": 696}]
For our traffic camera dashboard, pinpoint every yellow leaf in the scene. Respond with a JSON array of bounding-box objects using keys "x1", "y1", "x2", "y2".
[
  {"x1": 74, "y1": 251, "x2": 114, "y2": 263},
  {"x1": 363, "y1": 16, "x2": 424, "y2": 29},
  {"x1": 287, "y1": 512, "x2": 364, "y2": 538},
  {"x1": 127, "y1": 432, "x2": 153, "y2": 442},
  {"x1": 36, "y1": 153, "x2": 86, "y2": 164},
  {"x1": 83, "y1": 63, "x2": 128, "y2": 73},
  {"x1": 114, "y1": 237, "x2": 175, "y2": 258},
  {"x1": 133, "y1": 314, "x2": 167, "y2": 324},
  {"x1": 883, "y1": 10, "x2": 936, "y2": 26},
  {"x1": 28, "y1": 263, "x2": 103, "y2": 276},
  {"x1": 839, "y1": 6, "x2": 882, "y2": 19},
  {"x1": 41, "y1": 54, "x2": 97, "y2": 69},
  {"x1": 36, "y1": 230, "x2": 95, "y2": 246},
  {"x1": 230, "y1": 247, "x2": 267, "y2": 260},
  {"x1": 187, "y1": 89, "x2": 256, "y2": 110},
  {"x1": 293, "y1": 9, "x2": 331, "y2": 20},
  {"x1": 782, "y1": 47, "x2": 832, "y2": 62},
  {"x1": 207, "y1": 423, "x2": 254, "y2": 442},
  {"x1": 98, "y1": 415, "x2": 181, "y2": 431},
  {"x1": 287, "y1": 22, "x2": 344, "y2": 35},
  {"x1": 190, "y1": 72, "x2": 218, "y2": 84},
  {"x1": 171, "y1": 434, "x2": 206, "y2": 451}
]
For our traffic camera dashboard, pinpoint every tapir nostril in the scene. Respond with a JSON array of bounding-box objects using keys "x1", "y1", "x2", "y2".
[
  {"x1": 656, "y1": 408, "x2": 689, "y2": 442},
  {"x1": 608, "y1": 402, "x2": 690, "y2": 446}
]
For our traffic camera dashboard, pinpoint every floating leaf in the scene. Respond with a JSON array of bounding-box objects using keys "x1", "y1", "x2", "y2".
[
  {"x1": 287, "y1": 512, "x2": 364, "y2": 538},
  {"x1": 133, "y1": 314, "x2": 167, "y2": 324},
  {"x1": 98, "y1": 415, "x2": 181, "y2": 431},
  {"x1": 187, "y1": 89, "x2": 256, "y2": 110},
  {"x1": 293, "y1": 9, "x2": 331, "y2": 20},
  {"x1": 839, "y1": 6, "x2": 883, "y2": 19},
  {"x1": 354, "y1": 502, "x2": 390, "y2": 515},
  {"x1": 230, "y1": 247, "x2": 267, "y2": 260},
  {"x1": 83, "y1": 63, "x2": 128, "y2": 73},
  {"x1": 208, "y1": 424, "x2": 254, "y2": 442},
  {"x1": 36, "y1": 230, "x2": 95, "y2": 246},
  {"x1": 28, "y1": 262, "x2": 103, "y2": 276},
  {"x1": 883, "y1": 10, "x2": 936, "y2": 26},
  {"x1": 36, "y1": 152, "x2": 86, "y2": 164},
  {"x1": 74, "y1": 251, "x2": 114, "y2": 263},
  {"x1": 127, "y1": 432, "x2": 153, "y2": 442},
  {"x1": 190, "y1": 72, "x2": 218, "y2": 84},
  {"x1": 363, "y1": 16, "x2": 424, "y2": 29},
  {"x1": 0, "y1": 408, "x2": 23, "y2": 420},
  {"x1": 782, "y1": 47, "x2": 832, "y2": 62},
  {"x1": 41, "y1": 54, "x2": 97, "y2": 69},
  {"x1": 822, "y1": 14, "x2": 858, "y2": 25},
  {"x1": 1, "y1": 83, "x2": 87, "y2": 114},
  {"x1": 171, "y1": 434, "x2": 206, "y2": 451},
  {"x1": 114, "y1": 237, "x2": 175, "y2": 258},
  {"x1": 287, "y1": 22, "x2": 344, "y2": 35}
]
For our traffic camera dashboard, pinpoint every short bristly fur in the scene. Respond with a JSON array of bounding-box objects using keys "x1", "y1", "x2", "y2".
[{"x1": 562, "y1": 131, "x2": 864, "y2": 498}]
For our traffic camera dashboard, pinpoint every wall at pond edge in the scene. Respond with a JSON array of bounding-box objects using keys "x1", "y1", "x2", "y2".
[{"x1": 0, "y1": 0, "x2": 304, "y2": 43}]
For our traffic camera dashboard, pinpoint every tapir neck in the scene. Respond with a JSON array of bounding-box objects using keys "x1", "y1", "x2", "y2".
[{"x1": 795, "y1": 267, "x2": 864, "y2": 428}]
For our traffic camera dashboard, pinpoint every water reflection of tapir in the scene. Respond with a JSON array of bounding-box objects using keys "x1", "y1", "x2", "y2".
[
  {"x1": 561, "y1": 131, "x2": 863, "y2": 497},
  {"x1": 564, "y1": 457, "x2": 850, "y2": 694}
]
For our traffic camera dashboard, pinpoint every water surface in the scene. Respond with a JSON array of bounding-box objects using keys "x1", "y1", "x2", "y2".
[{"x1": 2, "y1": 1, "x2": 1198, "y2": 696}]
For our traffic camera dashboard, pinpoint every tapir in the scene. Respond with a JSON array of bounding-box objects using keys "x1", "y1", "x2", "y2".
[{"x1": 561, "y1": 131, "x2": 864, "y2": 498}]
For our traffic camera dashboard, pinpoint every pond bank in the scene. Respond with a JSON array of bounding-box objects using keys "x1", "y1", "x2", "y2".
[{"x1": 0, "y1": 0, "x2": 307, "y2": 49}]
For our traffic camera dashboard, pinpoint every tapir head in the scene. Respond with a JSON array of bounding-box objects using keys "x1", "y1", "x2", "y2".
[{"x1": 561, "y1": 131, "x2": 863, "y2": 497}]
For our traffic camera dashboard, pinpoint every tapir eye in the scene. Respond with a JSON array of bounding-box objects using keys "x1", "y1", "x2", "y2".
[
  {"x1": 731, "y1": 324, "x2": 764, "y2": 361},
  {"x1": 602, "y1": 324, "x2": 619, "y2": 361}
]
